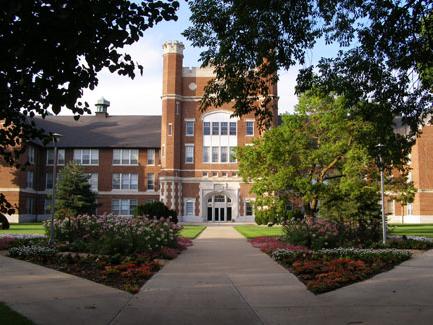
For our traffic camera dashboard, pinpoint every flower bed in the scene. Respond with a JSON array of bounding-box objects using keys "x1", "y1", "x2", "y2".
[
  {"x1": 271, "y1": 248, "x2": 411, "y2": 294},
  {"x1": 8, "y1": 216, "x2": 193, "y2": 294},
  {"x1": 247, "y1": 236, "x2": 413, "y2": 294},
  {"x1": 249, "y1": 236, "x2": 307, "y2": 254}
]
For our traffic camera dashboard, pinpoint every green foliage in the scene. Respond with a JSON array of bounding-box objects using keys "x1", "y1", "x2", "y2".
[
  {"x1": 0, "y1": 0, "x2": 179, "y2": 213},
  {"x1": 54, "y1": 162, "x2": 97, "y2": 219},
  {"x1": 238, "y1": 92, "x2": 379, "y2": 223},
  {"x1": 44, "y1": 214, "x2": 181, "y2": 255},
  {"x1": 185, "y1": 0, "x2": 432, "y2": 163},
  {"x1": 134, "y1": 201, "x2": 177, "y2": 223}
]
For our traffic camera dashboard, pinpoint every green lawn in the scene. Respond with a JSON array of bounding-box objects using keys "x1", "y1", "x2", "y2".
[
  {"x1": 0, "y1": 223, "x2": 45, "y2": 235},
  {"x1": 0, "y1": 302, "x2": 34, "y2": 325},
  {"x1": 389, "y1": 224, "x2": 433, "y2": 238},
  {"x1": 234, "y1": 225, "x2": 284, "y2": 239},
  {"x1": 180, "y1": 225, "x2": 206, "y2": 239}
]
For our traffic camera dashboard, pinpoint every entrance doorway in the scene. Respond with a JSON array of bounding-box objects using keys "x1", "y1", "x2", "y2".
[{"x1": 207, "y1": 194, "x2": 232, "y2": 222}]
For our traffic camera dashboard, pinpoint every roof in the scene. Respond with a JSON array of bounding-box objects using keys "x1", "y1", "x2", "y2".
[{"x1": 34, "y1": 115, "x2": 161, "y2": 148}]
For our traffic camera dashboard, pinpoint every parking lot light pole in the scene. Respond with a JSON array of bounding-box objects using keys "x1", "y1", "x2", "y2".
[{"x1": 49, "y1": 133, "x2": 62, "y2": 246}]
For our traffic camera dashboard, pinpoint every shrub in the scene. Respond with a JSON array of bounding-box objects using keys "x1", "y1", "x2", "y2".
[
  {"x1": 0, "y1": 236, "x2": 15, "y2": 250},
  {"x1": 134, "y1": 201, "x2": 178, "y2": 223},
  {"x1": 43, "y1": 214, "x2": 181, "y2": 255},
  {"x1": 282, "y1": 219, "x2": 341, "y2": 249},
  {"x1": 9, "y1": 245, "x2": 57, "y2": 258}
]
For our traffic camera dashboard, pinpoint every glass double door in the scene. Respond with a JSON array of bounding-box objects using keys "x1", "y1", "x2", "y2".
[{"x1": 207, "y1": 194, "x2": 232, "y2": 222}]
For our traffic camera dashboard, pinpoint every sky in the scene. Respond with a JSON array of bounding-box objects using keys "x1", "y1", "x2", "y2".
[{"x1": 79, "y1": 1, "x2": 341, "y2": 117}]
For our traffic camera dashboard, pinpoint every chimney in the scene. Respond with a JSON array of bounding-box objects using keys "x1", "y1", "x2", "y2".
[{"x1": 95, "y1": 97, "x2": 110, "y2": 117}]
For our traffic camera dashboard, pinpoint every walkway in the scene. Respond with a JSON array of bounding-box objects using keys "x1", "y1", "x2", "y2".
[{"x1": 1, "y1": 226, "x2": 433, "y2": 324}]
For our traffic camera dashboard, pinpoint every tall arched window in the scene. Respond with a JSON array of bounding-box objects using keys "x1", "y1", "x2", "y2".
[{"x1": 202, "y1": 112, "x2": 237, "y2": 164}]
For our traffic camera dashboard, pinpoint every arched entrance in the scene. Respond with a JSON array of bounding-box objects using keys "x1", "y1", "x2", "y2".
[{"x1": 206, "y1": 194, "x2": 232, "y2": 222}]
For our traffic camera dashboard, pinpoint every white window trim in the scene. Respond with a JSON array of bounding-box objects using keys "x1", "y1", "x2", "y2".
[
  {"x1": 184, "y1": 198, "x2": 195, "y2": 216},
  {"x1": 185, "y1": 119, "x2": 195, "y2": 136},
  {"x1": 47, "y1": 148, "x2": 65, "y2": 166},
  {"x1": 244, "y1": 199, "x2": 255, "y2": 217},
  {"x1": 112, "y1": 149, "x2": 139, "y2": 166},
  {"x1": 111, "y1": 199, "x2": 138, "y2": 216},
  {"x1": 146, "y1": 173, "x2": 155, "y2": 192},
  {"x1": 185, "y1": 144, "x2": 194, "y2": 164},
  {"x1": 73, "y1": 149, "x2": 99, "y2": 166},
  {"x1": 28, "y1": 146, "x2": 35, "y2": 164},
  {"x1": 246, "y1": 120, "x2": 255, "y2": 137},
  {"x1": 112, "y1": 173, "x2": 138, "y2": 191},
  {"x1": 147, "y1": 148, "x2": 155, "y2": 165},
  {"x1": 26, "y1": 171, "x2": 34, "y2": 189}
]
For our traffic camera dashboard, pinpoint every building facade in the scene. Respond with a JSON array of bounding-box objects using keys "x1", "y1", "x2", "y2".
[
  {"x1": 1, "y1": 41, "x2": 277, "y2": 223},
  {"x1": 387, "y1": 125, "x2": 433, "y2": 223}
]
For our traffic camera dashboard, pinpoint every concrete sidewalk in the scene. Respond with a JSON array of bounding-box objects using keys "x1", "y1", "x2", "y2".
[
  {"x1": 2, "y1": 226, "x2": 433, "y2": 324},
  {"x1": 0, "y1": 255, "x2": 131, "y2": 325},
  {"x1": 113, "y1": 226, "x2": 315, "y2": 325}
]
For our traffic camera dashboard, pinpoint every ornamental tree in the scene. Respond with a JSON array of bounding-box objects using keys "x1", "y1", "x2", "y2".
[
  {"x1": 0, "y1": 0, "x2": 179, "y2": 213},
  {"x1": 237, "y1": 92, "x2": 382, "y2": 222},
  {"x1": 54, "y1": 162, "x2": 97, "y2": 219}
]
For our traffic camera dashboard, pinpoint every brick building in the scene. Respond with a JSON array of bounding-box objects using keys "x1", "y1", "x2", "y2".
[
  {"x1": 1, "y1": 41, "x2": 277, "y2": 223},
  {"x1": 387, "y1": 125, "x2": 433, "y2": 223}
]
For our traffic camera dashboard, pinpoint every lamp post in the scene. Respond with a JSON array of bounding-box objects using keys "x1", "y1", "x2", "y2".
[
  {"x1": 49, "y1": 133, "x2": 62, "y2": 246},
  {"x1": 376, "y1": 143, "x2": 387, "y2": 244}
]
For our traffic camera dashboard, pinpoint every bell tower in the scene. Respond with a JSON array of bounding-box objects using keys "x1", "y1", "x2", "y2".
[{"x1": 160, "y1": 40, "x2": 185, "y2": 211}]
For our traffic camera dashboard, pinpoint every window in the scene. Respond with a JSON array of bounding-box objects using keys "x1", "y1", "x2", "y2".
[
  {"x1": 87, "y1": 173, "x2": 98, "y2": 191},
  {"x1": 222, "y1": 172, "x2": 228, "y2": 177},
  {"x1": 185, "y1": 145, "x2": 194, "y2": 163},
  {"x1": 147, "y1": 173, "x2": 155, "y2": 191},
  {"x1": 220, "y1": 122, "x2": 228, "y2": 135},
  {"x1": 47, "y1": 148, "x2": 65, "y2": 165},
  {"x1": 185, "y1": 200, "x2": 195, "y2": 216},
  {"x1": 185, "y1": 121, "x2": 194, "y2": 136},
  {"x1": 203, "y1": 122, "x2": 210, "y2": 135},
  {"x1": 28, "y1": 146, "x2": 35, "y2": 164},
  {"x1": 212, "y1": 122, "x2": 219, "y2": 135},
  {"x1": 26, "y1": 171, "x2": 33, "y2": 188},
  {"x1": 220, "y1": 147, "x2": 228, "y2": 163},
  {"x1": 112, "y1": 173, "x2": 138, "y2": 190},
  {"x1": 74, "y1": 149, "x2": 98, "y2": 165},
  {"x1": 168, "y1": 123, "x2": 173, "y2": 136},
  {"x1": 44, "y1": 199, "x2": 52, "y2": 214},
  {"x1": 203, "y1": 146, "x2": 210, "y2": 163},
  {"x1": 245, "y1": 201, "x2": 254, "y2": 216},
  {"x1": 229, "y1": 122, "x2": 237, "y2": 135},
  {"x1": 407, "y1": 203, "x2": 413, "y2": 215},
  {"x1": 229, "y1": 147, "x2": 237, "y2": 163},
  {"x1": 113, "y1": 149, "x2": 138, "y2": 165},
  {"x1": 46, "y1": 172, "x2": 53, "y2": 190},
  {"x1": 246, "y1": 121, "x2": 254, "y2": 136},
  {"x1": 212, "y1": 171, "x2": 218, "y2": 177},
  {"x1": 112, "y1": 199, "x2": 137, "y2": 216},
  {"x1": 147, "y1": 149, "x2": 155, "y2": 165},
  {"x1": 202, "y1": 172, "x2": 209, "y2": 177},
  {"x1": 212, "y1": 147, "x2": 219, "y2": 163},
  {"x1": 26, "y1": 198, "x2": 34, "y2": 214}
]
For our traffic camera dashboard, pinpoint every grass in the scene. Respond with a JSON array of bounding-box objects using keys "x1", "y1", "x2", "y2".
[
  {"x1": 180, "y1": 225, "x2": 206, "y2": 239},
  {"x1": 0, "y1": 223, "x2": 45, "y2": 235},
  {"x1": 234, "y1": 225, "x2": 284, "y2": 239},
  {"x1": 0, "y1": 302, "x2": 34, "y2": 325},
  {"x1": 389, "y1": 224, "x2": 433, "y2": 238}
]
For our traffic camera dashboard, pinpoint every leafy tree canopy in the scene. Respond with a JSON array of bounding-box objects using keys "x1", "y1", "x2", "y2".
[
  {"x1": 237, "y1": 92, "x2": 412, "y2": 223},
  {"x1": 184, "y1": 0, "x2": 433, "y2": 152},
  {"x1": 0, "y1": 0, "x2": 179, "y2": 212},
  {"x1": 1, "y1": 0, "x2": 178, "y2": 165},
  {"x1": 54, "y1": 162, "x2": 97, "y2": 218}
]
